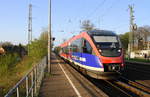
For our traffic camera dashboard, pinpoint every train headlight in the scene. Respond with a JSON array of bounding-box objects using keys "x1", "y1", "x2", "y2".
[
  {"x1": 99, "y1": 49, "x2": 102, "y2": 53},
  {"x1": 121, "y1": 63, "x2": 124, "y2": 67},
  {"x1": 118, "y1": 49, "x2": 121, "y2": 52}
]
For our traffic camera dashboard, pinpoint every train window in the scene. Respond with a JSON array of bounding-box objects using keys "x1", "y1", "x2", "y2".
[
  {"x1": 77, "y1": 38, "x2": 82, "y2": 52},
  {"x1": 71, "y1": 40, "x2": 77, "y2": 52},
  {"x1": 86, "y1": 41, "x2": 92, "y2": 54},
  {"x1": 71, "y1": 38, "x2": 82, "y2": 53},
  {"x1": 93, "y1": 36, "x2": 118, "y2": 42},
  {"x1": 72, "y1": 45, "x2": 78, "y2": 52},
  {"x1": 62, "y1": 46, "x2": 69, "y2": 54},
  {"x1": 62, "y1": 48, "x2": 64, "y2": 53},
  {"x1": 65, "y1": 46, "x2": 69, "y2": 54},
  {"x1": 65, "y1": 47, "x2": 67, "y2": 53},
  {"x1": 83, "y1": 39, "x2": 92, "y2": 54}
]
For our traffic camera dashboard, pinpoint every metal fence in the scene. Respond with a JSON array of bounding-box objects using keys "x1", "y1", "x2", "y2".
[{"x1": 4, "y1": 57, "x2": 47, "y2": 97}]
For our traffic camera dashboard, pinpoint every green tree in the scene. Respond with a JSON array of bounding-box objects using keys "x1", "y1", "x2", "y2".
[
  {"x1": 29, "y1": 31, "x2": 48, "y2": 61},
  {"x1": 119, "y1": 32, "x2": 129, "y2": 50},
  {"x1": 135, "y1": 26, "x2": 150, "y2": 50},
  {"x1": 1, "y1": 42, "x2": 12, "y2": 46}
]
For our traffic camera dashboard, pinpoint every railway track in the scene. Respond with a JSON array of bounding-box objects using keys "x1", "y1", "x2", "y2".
[
  {"x1": 115, "y1": 79, "x2": 150, "y2": 97},
  {"x1": 115, "y1": 70, "x2": 150, "y2": 96},
  {"x1": 126, "y1": 67, "x2": 150, "y2": 74},
  {"x1": 125, "y1": 66, "x2": 150, "y2": 75},
  {"x1": 122, "y1": 62, "x2": 150, "y2": 92},
  {"x1": 89, "y1": 74, "x2": 150, "y2": 97},
  {"x1": 125, "y1": 61, "x2": 150, "y2": 74},
  {"x1": 89, "y1": 77, "x2": 150, "y2": 97},
  {"x1": 104, "y1": 80, "x2": 134, "y2": 97},
  {"x1": 119, "y1": 76, "x2": 150, "y2": 94},
  {"x1": 89, "y1": 79, "x2": 136, "y2": 97}
]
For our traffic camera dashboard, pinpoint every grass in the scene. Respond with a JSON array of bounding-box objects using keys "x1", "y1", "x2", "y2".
[
  {"x1": 0, "y1": 54, "x2": 47, "y2": 96},
  {"x1": 0, "y1": 54, "x2": 46, "y2": 97},
  {"x1": 0, "y1": 56, "x2": 36, "y2": 97},
  {"x1": 0, "y1": 53, "x2": 20, "y2": 77},
  {"x1": 0, "y1": 55, "x2": 45, "y2": 97}
]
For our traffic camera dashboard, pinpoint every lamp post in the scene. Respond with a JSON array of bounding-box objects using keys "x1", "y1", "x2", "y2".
[{"x1": 48, "y1": 0, "x2": 51, "y2": 73}]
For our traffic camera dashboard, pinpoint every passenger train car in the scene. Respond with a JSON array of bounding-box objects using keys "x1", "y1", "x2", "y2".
[{"x1": 59, "y1": 30, "x2": 124, "y2": 79}]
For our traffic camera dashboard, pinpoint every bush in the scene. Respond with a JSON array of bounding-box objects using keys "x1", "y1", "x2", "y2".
[
  {"x1": 28, "y1": 39, "x2": 47, "y2": 61},
  {"x1": 0, "y1": 53, "x2": 20, "y2": 77},
  {"x1": 0, "y1": 31, "x2": 48, "y2": 96}
]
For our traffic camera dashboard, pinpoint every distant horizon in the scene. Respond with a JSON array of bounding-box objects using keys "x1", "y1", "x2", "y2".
[{"x1": 1, "y1": 24, "x2": 150, "y2": 45}]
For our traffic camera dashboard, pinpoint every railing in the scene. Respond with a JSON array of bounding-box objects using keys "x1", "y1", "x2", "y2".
[{"x1": 4, "y1": 57, "x2": 47, "y2": 97}]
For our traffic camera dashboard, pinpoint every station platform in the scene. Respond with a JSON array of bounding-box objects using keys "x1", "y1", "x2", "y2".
[{"x1": 39, "y1": 53, "x2": 107, "y2": 97}]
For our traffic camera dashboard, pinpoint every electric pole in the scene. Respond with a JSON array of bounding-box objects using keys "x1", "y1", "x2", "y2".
[
  {"x1": 48, "y1": 0, "x2": 51, "y2": 73},
  {"x1": 128, "y1": 5, "x2": 135, "y2": 58},
  {"x1": 28, "y1": 4, "x2": 32, "y2": 55}
]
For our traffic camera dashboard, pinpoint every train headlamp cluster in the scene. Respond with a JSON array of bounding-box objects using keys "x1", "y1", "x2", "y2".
[
  {"x1": 99, "y1": 49, "x2": 102, "y2": 53},
  {"x1": 118, "y1": 49, "x2": 121, "y2": 52},
  {"x1": 99, "y1": 49, "x2": 121, "y2": 53}
]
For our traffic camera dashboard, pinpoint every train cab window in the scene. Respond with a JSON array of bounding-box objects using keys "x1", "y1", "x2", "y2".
[
  {"x1": 83, "y1": 40, "x2": 92, "y2": 54},
  {"x1": 72, "y1": 45, "x2": 78, "y2": 52},
  {"x1": 71, "y1": 38, "x2": 82, "y2": 53},
  {"x1": 62, "y1": 48, "x2": 65, "y2": 53}
]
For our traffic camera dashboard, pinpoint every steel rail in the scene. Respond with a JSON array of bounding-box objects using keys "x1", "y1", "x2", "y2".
[
  {"x1": 120, "y1": 76, "x2": 150, "y2": 94},
  {"x1": 104, "y1": 80, "x2": 133, "y2": 97},
  {"x1": 4, "y1": 57, "x2": 46, "y2": 97},
  {"x1": 114, "y1": 80, "x2": 150, "y2": 97},
  {"x1": 116, "y1": 70, "x2": 150, "y2": 95}
]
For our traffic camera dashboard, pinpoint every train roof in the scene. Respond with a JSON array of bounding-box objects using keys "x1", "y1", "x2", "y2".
[
  {"x1": 59, "y1": 30, "x2": 117, "y2": 47},
  {"x1": 87, "y1": 30, "x2": 116, "y2": 36}
]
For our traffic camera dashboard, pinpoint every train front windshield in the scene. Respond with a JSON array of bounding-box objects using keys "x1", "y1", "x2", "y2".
[{"x1": 93, "y1": 36, "x2": 122, "y2": 57}]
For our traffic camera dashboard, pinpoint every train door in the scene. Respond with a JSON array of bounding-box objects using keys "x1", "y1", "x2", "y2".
[
  {"x1": 82, "y1": 39, "x2": 92, "y2": 54},
  {"x1": 81, "y1": 39, "x2": 93, "y2": 65},
  {"x1": 71, "y1": 39, "x2": 82, "y2": 63},
  {"x1": 82, "y1": 39, "x2": 102, "y2": 69}
]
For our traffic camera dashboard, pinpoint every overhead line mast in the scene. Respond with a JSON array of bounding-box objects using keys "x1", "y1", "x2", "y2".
[
  {"x1": 28, "y1": 3, "x2": 32, "y2": 55},
  {"x1": 128, "y1": 4, "x2": 137, "y2": 58}
]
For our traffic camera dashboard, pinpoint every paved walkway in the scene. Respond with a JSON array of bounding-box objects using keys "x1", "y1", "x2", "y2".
[{"x1": 39, "y1": 53, "x2": 107, "y2": 97}]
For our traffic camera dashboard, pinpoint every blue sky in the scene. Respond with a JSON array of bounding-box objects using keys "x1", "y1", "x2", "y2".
[{"x1": 0, "y1": 0, "x2": 150, "y2": 46}]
